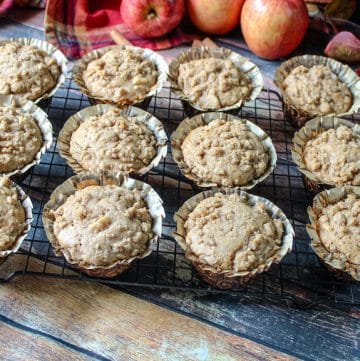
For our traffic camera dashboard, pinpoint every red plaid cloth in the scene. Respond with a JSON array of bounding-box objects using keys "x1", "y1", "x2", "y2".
[{"x1": 44, "y1": 0, "x2": 197, "y2": 59}]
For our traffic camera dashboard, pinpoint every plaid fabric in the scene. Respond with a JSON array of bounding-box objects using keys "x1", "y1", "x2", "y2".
[{"x1": 44, "y1": 0, "x2": 197, "y2": 59}]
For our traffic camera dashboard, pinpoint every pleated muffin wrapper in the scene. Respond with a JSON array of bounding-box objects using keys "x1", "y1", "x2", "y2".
[
  {"x1": 291, "y1": 116, "x2": 360, "y2": 193},
  {"x1": 168, "y1": 46, "x2": 264, "y2": 116},
  {"x1": 58, "y1": 104, "x2": 168, "y2": 176},
  {"x1": 42, "y1": 173, "x2": 165, "y2": 278},
  {"x1": 0, "y1": 38, "x2": 68, "y2": 106},
  {"x1": 72, "y1": 44, "x2": 168, "y2": 109},
  {"x1": 0, "y1": 95, "x2": 53, "y2": 181},
  {"x1": 0, "y1": 177, "x2": 33, "y2": 263},
  {"x1": 274, "y1": 55, "x2": 360, "y2": 128},
  {"x1": 173, "y1": 188, "x2": 294, "y2": 289},
  {"x1": 307, "y1": 186, "x2": 360, "y2": 282},
  {"x1": 171, "y1": 112, "x2": 277, "y2": 189}
]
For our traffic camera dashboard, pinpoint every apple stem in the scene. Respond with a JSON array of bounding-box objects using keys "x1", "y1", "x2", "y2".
[{"x1": 147, "y1": 8, "x2": 157, "y2": 20}]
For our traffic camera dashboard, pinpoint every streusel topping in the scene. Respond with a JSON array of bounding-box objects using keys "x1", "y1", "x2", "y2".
[
  {"x1": 177, "y1": 58, "x2": 251, "y2": 109},
  {"x1": 303, "y1": 125, "x2": 360, "y2": 186},
  {"x1": 0, "y1": 42, "x2": 61, "y2": 100},
  {"x1": 82, "y1": 48, "x2": 158, "y2": 104},
  {"x1": 0, "y1": 177, "x2": 26, "y2": 251},
  {"x1": 318, "y1": 193, "x2": 360, "y2": 265},
  {"x1": 184, "y1": 193, "x2": 283, "y2": 272},
  {"x1": 0, "y1": 105, "x2": 42, "y2": 174},
  {"x1": 181, "y1": 119, "x2": 269, "y2": 187},
  {"x1": 283, "y1": 65, "x2": 352, "y2": 115},
  {"x1": 53, "y1": 185, "x2": 153, "y2": 266},
  {"x1": 70, "y1": 109, "x2": 157, "y2": 174}
]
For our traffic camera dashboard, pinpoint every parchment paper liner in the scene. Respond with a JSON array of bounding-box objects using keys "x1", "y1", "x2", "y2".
[
  {"x1": 307, "y1": 186, "x2": 360, "y2": 281},
  {"x1": 174, "y1": 188, "x2": 294, "y2": 289},
  {"x1": 0, "y1": 95, "x2": 53, "y2": 178},
  {"x1": 274, "y1": 55, "x2": 360, "y2": 128},
  {"x1": 42, "y1": 173, "x2": 165, "y2": 278},
  {"x1": 0, "y1": 38, "x2": 68, "y2": 104},
  {"x1": 168, "y1": 46, "x2": 264, "y2": 115},
  {"x1": 291, "y1": 116, "x2": 360, "y2": 192},
  {"x1": 72, "y1": 45, "x2": 168, "y2": 108},
  {"x1": 171, "y1": 112, "x2": 277, "y2": 189},
  {"x1": 58, "y1": 104, "x2": 168, "y2": 176},
  {"x1": 0, "y1": 177, "x2": 33, "y2": 261}
]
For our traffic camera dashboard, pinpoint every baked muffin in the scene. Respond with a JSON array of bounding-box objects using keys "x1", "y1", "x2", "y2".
[
  {"x1": 307, "y1": 186, "x2": 360, "y2": 281},
  {"x1": 177, "y1": 58, "x2": 251, "y2": 110},
  {"x1": 275, "y1": 55, "x2": 360, "y2": 128},
  {"x1": 174, "y1": 190, "x2": 294, "y2": 289},
  {"x1": 283, "y1": 65, "x2": 352, "y2": 115},
  {"x1": 168, "y1": 47, "x2": 263, "y2": 114},
  {"x1": 0, "y1": 177, "x2": 32, "y2": 259},
  {"x1": 0, "y1": 104, "x2": 42, "y2": 174},
  {"x1": 303, "y1": 125, "x2": 360, "y2": 186},
  {"x1": 171, "y1": 113, "x2": 276, "y2": 188},
  {"x1": 292, "y1": 117, "x2": 360, "y2": 191},
  {"x1": 43, "y1": 174, "x2": 164, "y2": 278},
  {"x1": 0, "y1": 42, "x2": 61, "y2": 101},
  {"x1": 58, "y1": 105, "x2": 168, "y2": 176}
]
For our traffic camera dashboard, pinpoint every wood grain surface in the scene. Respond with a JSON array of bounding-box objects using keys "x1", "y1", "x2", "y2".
[{"x1": 0, "y1": 259, "x2": 295, "y2": 361}]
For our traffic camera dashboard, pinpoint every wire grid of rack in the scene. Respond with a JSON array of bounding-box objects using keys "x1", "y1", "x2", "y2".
[{"x1": 0, "y1": 74, "x2": 359, "y2": 309}]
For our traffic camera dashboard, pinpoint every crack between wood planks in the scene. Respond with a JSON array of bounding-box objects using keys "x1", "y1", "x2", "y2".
[{"x1": 0, "y1": 313, "x2": 111, "y2": 361}]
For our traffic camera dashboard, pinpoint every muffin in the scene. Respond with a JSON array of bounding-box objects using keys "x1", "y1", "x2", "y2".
[
  {"x1": 171, "y1": 112, "x2": 276, "y2": 188},
  {"x1": 292, "y1": 116, "x2": 360, "y2": 191},
  {"x1": 0, "y1": 177, "x2": 33, "y2": 260},
  {"x1": 174, "y1": 189, "x2": 294, "y2": 289},
  {"x1": 43, "y1": 174, "x2": 164, "y2": 278},
  {"x1": 58, "y1": 105, "x2": 167, "y2": 176},
  {"x1": 0, "y1": 38, "x2": 67, "y2": 103},
  {"x1": 275, "y1": 55, "x2": 360, "y2": 128},
  {"x1": 73, "y1": 45, "x2": 168, "y2": 107},
  {"x1": 307, "y1": 186, "x2": 360, "y2": 281},
  {"x1": 0, "y1": 96, "x2": 53, "y2": 177},
  {"x1": 168, "y1": 47, "x2": 263, "y2": 114}
]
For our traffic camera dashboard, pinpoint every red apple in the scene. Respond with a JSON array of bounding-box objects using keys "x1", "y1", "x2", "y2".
[
  {"x1": 187, "y1": 0, "x2": 245, "y2": 35},
  {"x1": 120, "y1": 0, "x2": 184, "y2": 38},
  {"x1": 240, "y1": 0, "x2": 309, "y2": 60}
]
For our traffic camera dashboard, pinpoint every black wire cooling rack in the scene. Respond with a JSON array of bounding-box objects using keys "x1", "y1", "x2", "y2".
[{"x1": 0, "y1": 75, "x2": 359, "y2": 309}]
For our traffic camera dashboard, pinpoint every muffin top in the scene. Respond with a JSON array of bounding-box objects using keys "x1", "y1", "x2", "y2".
[
  {"x1": 0, "y1": 105, "x2": 42, "y2": 174},
  {"x1": 177, "y1": 58, "x2": 251, "y2": 109},
  {"x1": 184, "y1": 193, "x2": 283, "y2": 273},
  {"x1": 82, "y1": 48, "x2": 158, "y2": 104},
  {"x1": 303, "y1": 125, "x2": 360, "y2": 186},
  {"x1": 0, "y1": 177, "x2": 26, "y2": 251},
  {"x1": 317, "y1": 193, "x2": 359, "y2": 266},
  {"x1": 0, "y1": 42, "x2": 61, "y2": 100},
  {"x1": 180, "y1": 119, "x2": 269, "y2": 187},
  {"x1": 283, "y1": 65, "x2": 352, "y2": 115},
  {"x1": 53, "y1": 185, "x2": 153, "y2": 267},
  {"x1": 69, "y1": 109, "x2": 157, "y2": 174}
]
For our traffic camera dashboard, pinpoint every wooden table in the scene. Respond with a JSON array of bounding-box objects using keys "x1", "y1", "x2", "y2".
[{"x1": 0, "y1": 15, "x2": 359, "y2": 361}]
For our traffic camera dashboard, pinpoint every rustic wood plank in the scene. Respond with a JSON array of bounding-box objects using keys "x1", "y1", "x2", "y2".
[
  {"x1": 0, "y1": 322, "x2": 91, "y2": 361},
  {"x1": 0, "y1": 258, "x2": 294, "y2": 361}
]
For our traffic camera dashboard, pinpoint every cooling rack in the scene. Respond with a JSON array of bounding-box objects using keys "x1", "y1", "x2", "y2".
[{"x1": 0, "y1": 75, "x2": 359, "y2": 310}]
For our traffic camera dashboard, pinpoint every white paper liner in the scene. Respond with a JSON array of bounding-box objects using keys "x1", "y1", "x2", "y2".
[
  {"x1": 291, "y1": 116, "x2": 360, "y2": 187},
  {"x1": 274, "y1": 55, "x2": 360, "y2": 128},
  {"x1": 0, "y1": 95, "x2": 53, "y2": 178},
  {"x1": 171, "y1": 112, "x2": 277, "y2": 189},
  {"x1": 72, "y1": 44, "x2": 168, "y2": 107},
  {"x1": 168, "y1": 46, "x2": 264, "y2": 112},
  {"x1": 42, "y1": 173, "x2": 165, "y2": 278},
  {"x1": 0, "y1": 37, "x2": 68, "y2": 103},
  {"x1": 0, "y1": 177, "x2": 33, "y2": 259},
  {"x1": 307, "y1": 186, "x2": 360, "y2": 281},
  {"x1": 174, "y1": 188, "x2": 294, "y2": 287},
  {"x1": 58, "y1": 104, "x2": 168, "y2": 176}
]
